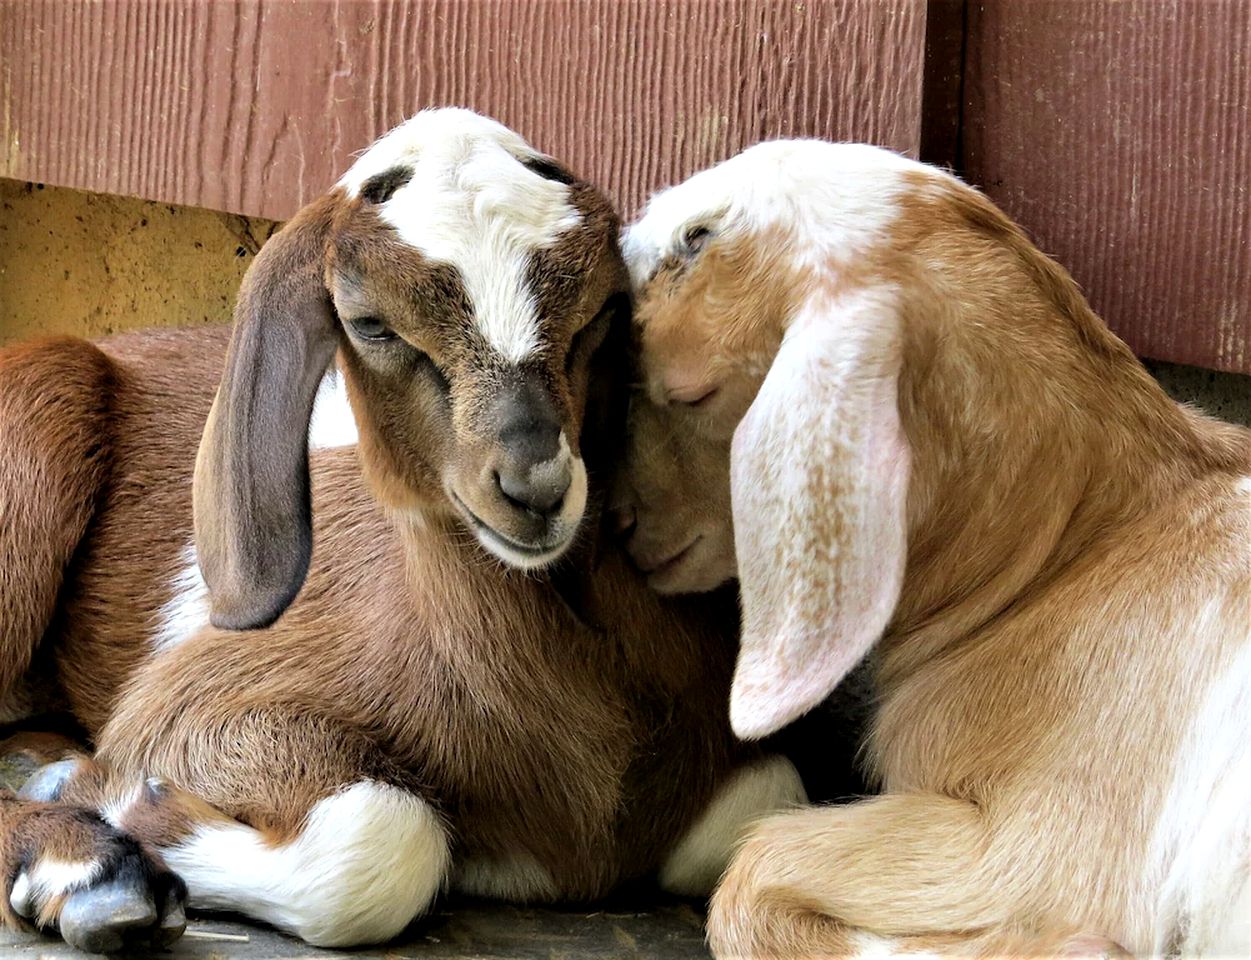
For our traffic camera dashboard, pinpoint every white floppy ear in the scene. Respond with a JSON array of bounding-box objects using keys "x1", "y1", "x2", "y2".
[{"x1": 729, "y1": 287, "x2": 910, "y2": 740}]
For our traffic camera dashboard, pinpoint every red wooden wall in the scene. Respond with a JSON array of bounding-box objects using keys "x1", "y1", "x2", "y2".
[{"x1": 1, "y1": 0, "x2": 1248, "y2": 372}]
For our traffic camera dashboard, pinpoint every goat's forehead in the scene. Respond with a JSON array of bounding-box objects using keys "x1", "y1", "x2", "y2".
[
  {"x1": 623, "y1": 141, "x2": 932, "y2": 286},
  {"x1": 338, "y1": 108, "x2": 532, "y2": 192},
  {"x1": 338, "y1": 110, "x2": 589, "y2": 364}
]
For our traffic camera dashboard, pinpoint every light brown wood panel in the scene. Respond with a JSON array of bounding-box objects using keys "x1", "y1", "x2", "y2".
[
  {"x1": 962, "y1": 0, "x2": 1251, "y2": 373},
  {"x1": 0, "y1": 0, "x2": 926, "y2": 221}
]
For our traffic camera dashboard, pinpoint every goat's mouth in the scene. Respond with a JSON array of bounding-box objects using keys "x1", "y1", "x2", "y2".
[{"x1": 450, "y1": 492, "x2": 580, "y2": 571}]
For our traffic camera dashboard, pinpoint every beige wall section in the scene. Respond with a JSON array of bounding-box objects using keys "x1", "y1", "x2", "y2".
[
  {"x1": 0, "y1": 178, "x2": 1246, "y2": 428},
  {"x1": 0, "y1": 178, "x2": 276, "y2": 344}
]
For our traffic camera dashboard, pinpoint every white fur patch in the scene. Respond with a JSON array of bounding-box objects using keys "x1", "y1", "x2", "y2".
[
  {"x1": 848, "y1": 931, "x2": 942, "y2": 960},
  {"x1": 659, "y1": 756, "x2": 807, "y2": 897},
  {"x1": 452, "y1": 852, "x2": 559, "y2": 901},
  {"x1": 161, "y1": 781, "x2": 449, "y2": 948},
  {"x1": 150, "y1": 544, "x2": 209, "y2": 653},
  {"x1": 10, "y1": 858, "x2": 101, "y2": 918},
  {"x1": 308, "y1": 368, "x2": 358, "y2": 450},
  {"x1": 338, "y1": 108, "x2": 581, "y2": 364},
  {"x1": 622, "y1": 140, "x2": 923, "y2": 289},
  {"x1": 1150, "y1": 636, "x2": 1251, "y2": 956}
]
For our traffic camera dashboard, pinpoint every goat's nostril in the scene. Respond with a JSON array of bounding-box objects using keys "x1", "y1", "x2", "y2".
[{"x1": 496, "y1": 467, "x2": 571, "y2": 518}]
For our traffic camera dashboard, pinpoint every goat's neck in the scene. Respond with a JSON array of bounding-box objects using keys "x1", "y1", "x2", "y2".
[{"x1": 877, "y1": 296, "x2": 1216, "y2": 688}]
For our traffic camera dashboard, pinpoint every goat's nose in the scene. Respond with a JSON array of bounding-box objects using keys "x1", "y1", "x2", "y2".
[
  {"x1": 491, "y1": 377, "x2": 572, "y2": 517},
  {"x1": 496, "y1": 456, "x2": 572, "y2": 516}
]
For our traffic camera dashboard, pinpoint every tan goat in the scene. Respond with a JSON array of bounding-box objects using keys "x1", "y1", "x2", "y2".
[
  {"x1": 617, "y1": 140, "x2": 1251, "y2": 958},
  {"x1": 0, "y1": 110, "x2": 805, "y2": 952}
]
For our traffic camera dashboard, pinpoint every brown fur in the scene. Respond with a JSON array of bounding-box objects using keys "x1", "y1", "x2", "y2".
[
  {"x1": 0, "y1": 128, "x2": 761, "y2": 946},
  {"x1": 622, "y1": 161, "x2": 1251, "y2": 956}
]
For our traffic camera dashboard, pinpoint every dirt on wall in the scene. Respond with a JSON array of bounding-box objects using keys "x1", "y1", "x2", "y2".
[{"x1": 0, "y1": 178, "x2": 276, "y2": 345}]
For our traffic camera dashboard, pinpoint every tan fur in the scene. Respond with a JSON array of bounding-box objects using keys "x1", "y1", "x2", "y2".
[
  {"x1": 0, "y1": 116, "x2": 765, "y2": 948},
  {"x1": 623, "y1": 156, "x2": 1251, "y2": 956}
]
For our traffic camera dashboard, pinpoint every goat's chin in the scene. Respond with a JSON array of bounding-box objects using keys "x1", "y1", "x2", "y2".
[
  {"x1": 639, "y1": 536, "x2": 736, "y2": 595},
  {"x1": 472, "y1": 523, "x2": 578, "y2": 571},
  {"x1": 451, "y1": 460, "x2": 589, "y2": 572}
]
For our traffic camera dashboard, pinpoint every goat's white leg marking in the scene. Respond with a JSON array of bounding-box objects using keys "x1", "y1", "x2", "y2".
[
  {"x1": 847, "y1": 931, "x2": 943, "y2": 960},
  {"x1": 149, "y1": 544, "x2": 209, "y2": 653},
  {"x1": 452, "y1": 851, "x2": 559, "y2": 901},
  {"x1": 10, "y1": 858, "x2": 102, "y2": 919},
  {"x1": 659, "y1": 755, "x2": 807, "y2": 897},
  {"x1": 161, "y1": 781, "x2": 449, "y2": 947},
  {"x1": 308, "y1": 368, "x2": 359, "y2": 450}
]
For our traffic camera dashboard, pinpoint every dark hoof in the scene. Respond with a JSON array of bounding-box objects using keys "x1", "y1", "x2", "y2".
[
  {"x1": 58, "y1": 867, "x2": 187, "y2": 953},
  {"x1": 59, "y1": 877, "x2": 158, "y2": 953},
  {"x1": 17, "y1": 759, "x2": 81, "y2": 802}
]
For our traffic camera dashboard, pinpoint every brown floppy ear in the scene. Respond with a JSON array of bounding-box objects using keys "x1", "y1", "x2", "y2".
[
  {"x1": 194, "y1": 196, "x2": 341, "y2": 630},
  {"x1": 729, "y1": 287, "x2": 910, "y2": 740}
]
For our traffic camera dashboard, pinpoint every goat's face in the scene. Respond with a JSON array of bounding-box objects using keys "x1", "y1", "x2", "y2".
[
  {"x1": 611, "y1": 395, "x2": 736, "y2": 594},
  {"x1": 195, "y1": 109, "x2": 629, "y2": 629},
  {"x1": 614, "y1": 140, "x2": 917, "y2": 598},
  {"x1": 330, "y1": 112, "x2": 626, "y2": 570}
]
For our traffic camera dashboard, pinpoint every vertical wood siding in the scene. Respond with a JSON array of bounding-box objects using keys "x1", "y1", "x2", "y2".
[
  {"x1": 0, "y1": 0, "x2": 926, "y2": 220},
  {"x1": 961, "y1": 0, "x2": 1251, "y2": 373}
]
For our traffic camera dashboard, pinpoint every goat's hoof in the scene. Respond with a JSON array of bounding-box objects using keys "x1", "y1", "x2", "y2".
[
  {"x1": 17, "y1": 758, "x2": 82, "y2": 802},
  {"x1": 57, "y1": 864, "x2": 187, "y2": 953},
  {"x1": 5, "y1": 804, "x2": 188, "y2": 953}
]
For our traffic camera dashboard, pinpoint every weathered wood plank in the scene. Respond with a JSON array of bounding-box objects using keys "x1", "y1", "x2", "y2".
[
  {"x1": 961, "y1": 0, "x2": 1251, "y2": 373},
  {"x1": 0, "y1": 0, "x2": 926, "y2": 220}
]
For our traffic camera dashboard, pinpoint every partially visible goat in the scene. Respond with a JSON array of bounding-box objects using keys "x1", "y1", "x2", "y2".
[
  {"x1": 618, "y1": 139, "x2": 1251, "y2": 958},
  {"x1": 0, "y1": 110, "x2": 804, "y2": 952}
]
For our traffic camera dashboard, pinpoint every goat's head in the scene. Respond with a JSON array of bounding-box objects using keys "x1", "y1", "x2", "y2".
[
  {"x1": 195, "y1": 108, "x2": 629, "y2": 630},
  {"x1": 618, "y1": 139, "x2": 1121, "y2": 739}
]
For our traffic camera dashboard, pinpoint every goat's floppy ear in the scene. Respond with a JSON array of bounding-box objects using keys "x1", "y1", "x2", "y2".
[
  {"x1": 194, "y1": 196, "x2": 341, "y2": 631},
  {"x1": 729, "y1": 287, "x2": 910, "y2": 740}
]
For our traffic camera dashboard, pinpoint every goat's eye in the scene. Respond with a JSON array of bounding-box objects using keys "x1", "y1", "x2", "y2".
[
  {"x1": 347, "y1": 316, "x2": 395, "y2": 341},
  {"x1": 682, "y1": 225, "x2": 712, "y2": 256}
]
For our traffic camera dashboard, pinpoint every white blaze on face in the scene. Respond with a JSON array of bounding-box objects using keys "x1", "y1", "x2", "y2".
[{"x1": 339, "y1": 108, "x2": 582, "y2": 364}]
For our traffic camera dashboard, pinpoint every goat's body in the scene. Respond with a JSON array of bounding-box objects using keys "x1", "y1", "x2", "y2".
[
  {"x1": 714, "y1": 454, "x2": 1251, "y2": 958},
  {"x1": 869, "y1": 457, "x2": 1251, "y2": 956},
  {"x1": 620, "y1": 139, "x2": 1251, "y2": 958},
  {"x1": 0, "y1": 327, "x2": 772, "y2": 945}
]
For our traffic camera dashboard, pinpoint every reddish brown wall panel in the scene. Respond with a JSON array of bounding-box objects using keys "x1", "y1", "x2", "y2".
[
  {"x1": 962, "y1": 0, "x2": 1251, "y2": 374},
  {"x1": 0, "y1": 0, "x2": 925, "y2": 221}
]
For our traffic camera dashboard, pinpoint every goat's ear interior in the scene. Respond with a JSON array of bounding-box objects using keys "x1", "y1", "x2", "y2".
[
  {"x1": 193, "y1": 195, "x2": 341, "y2": 630},
  {"x1": 729, "y1": 288, "x2": 910, "y2": 740}
]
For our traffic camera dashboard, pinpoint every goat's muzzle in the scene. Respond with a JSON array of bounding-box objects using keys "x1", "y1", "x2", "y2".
[{"x1": 448, "y1": 375, "x2": 588, "y2": 571}]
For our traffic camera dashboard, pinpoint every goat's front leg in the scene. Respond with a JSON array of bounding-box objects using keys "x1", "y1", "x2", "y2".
[
  {"x1": 13, "y1": 718, "x2": 450, "y2": 950},
  {"x1": 707, "y1": 793, "x2": 1127, "y2": 959},
  {"x1": 0, "y1": 757, "x2": 186, "y2": 953},
  {"x1": 85, "y1": 707, "x2": 451, "y2": 949}
]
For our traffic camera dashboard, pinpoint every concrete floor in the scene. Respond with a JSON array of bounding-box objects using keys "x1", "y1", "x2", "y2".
[{"x1": 0, "y1": 900, "x2": 710, "y2": 959}]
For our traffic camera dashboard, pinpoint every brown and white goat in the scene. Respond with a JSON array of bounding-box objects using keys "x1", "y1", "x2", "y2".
[
  {"x1": 0, "y1": 109, "x2": 804, "y2": 952},
  {"x1": 617, "y1": 141, "x2": 1251, "y2": 958}
]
